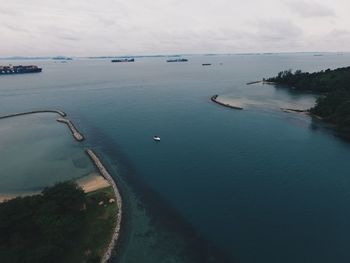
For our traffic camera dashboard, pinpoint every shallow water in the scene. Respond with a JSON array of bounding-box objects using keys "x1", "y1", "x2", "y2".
[
  {"x1": 1, "y1": 53, "x2": 350, "y2": 262},
  {"x1": 0, "y1": 113, "x2": 94, "y2": 193}
]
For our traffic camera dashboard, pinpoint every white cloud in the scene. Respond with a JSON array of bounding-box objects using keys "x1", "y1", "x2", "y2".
[
  {"x1": 286, "y1": 0, "x2": 335, "y2": 18},
  {"x1": 0, "y1": 0, "x2": 349, "y2": 56}
]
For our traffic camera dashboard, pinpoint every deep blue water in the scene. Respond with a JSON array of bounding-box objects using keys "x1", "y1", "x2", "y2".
[{"x1": 1, "y1": 53, "x2": 350, "y2": 262}]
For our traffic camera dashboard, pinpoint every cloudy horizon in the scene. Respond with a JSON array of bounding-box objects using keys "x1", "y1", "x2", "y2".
[{"x1": 1, "y1": 0, "x2": 349, "y2": 56}]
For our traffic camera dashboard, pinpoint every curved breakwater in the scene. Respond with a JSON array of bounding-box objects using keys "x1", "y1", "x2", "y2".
[
  {"x1": 0, "y1": 110, "x2": 85, "y2": 142},
  {"x1": 0, "y1": 110, "x2": 122, "y2": 263},
  {"x1": 211, "y1": 95, "x2": 243, "y2": 110},
  {"x1": 57, "y1": 118, "x2": 84, "y2": 141},
  {"x1": 86, "y1": 149, "x2": 123, "y2": 263},
  {"x1": 0, "y1": 109, "x2": 66, "y2": 119}
]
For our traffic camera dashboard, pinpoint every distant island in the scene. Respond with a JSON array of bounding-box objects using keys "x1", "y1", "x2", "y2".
[{"x1": 266, "y1": 67, "x2": 350, "y2": 135}]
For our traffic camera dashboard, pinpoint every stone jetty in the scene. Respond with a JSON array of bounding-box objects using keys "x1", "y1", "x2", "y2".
[
  {"x1": 0, "y1": 110, "x2": 84, "y2": 142},
  {"x1": 211, "y1": 95, "x2": 243, "y2": 110},
  {"x1": 246, "y1": 80, "x2": 262, "y2": 85},
  {"x1": 0, "y1": 110, "x2": 66, "y2": 119},
  {"x1": 56, "y1": 118, "x2": 84, "y2": 141},
  {"x1": 85, "y1": 149, "x2": 122, "y2": 263},
  {"x1": 281, "y1": 108, "x2": 308, "y2": 113}
]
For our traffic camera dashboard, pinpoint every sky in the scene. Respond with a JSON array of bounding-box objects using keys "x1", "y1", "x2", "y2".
[{"x1": 0, "y1": 0, "x2": 349, "y2": 56}]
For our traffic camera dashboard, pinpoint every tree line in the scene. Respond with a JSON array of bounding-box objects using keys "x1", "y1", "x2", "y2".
[
  {"x1": 267, "y1": 67, "x2": 350, "y2": 134},
  {"x1": 0, "y1": 182, "x2": 96, "y2": 263}
]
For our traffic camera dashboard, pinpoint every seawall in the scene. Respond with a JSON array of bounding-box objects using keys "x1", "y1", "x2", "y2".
[
  {"x1": 246, "y1": 80, "x2": 262, "y2": 85},
  {"x1": 57, "y1": 118, "x2": 84, "y2": 141},
  {"x1": 211, "y1": 95, "x2": 243, "y2": 110},
  {"x1": 0, "y1": 110, "x2": 84, "y2": 142},
  {"x1": 0, "y1": 110, "x2": 66, "y2": 119},
  {"x1": 85, "y1": 149, "x2": 123, "y2": 263}
]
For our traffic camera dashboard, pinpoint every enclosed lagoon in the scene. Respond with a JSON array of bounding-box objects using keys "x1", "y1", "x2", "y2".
[{"x1": 0, "y1": 113, "x2": 94, "y2": 200}]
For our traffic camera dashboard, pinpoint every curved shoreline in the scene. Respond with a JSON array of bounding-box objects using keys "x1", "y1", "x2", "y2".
[
  {"x1": 280, "y1": 107, "x2": 323, "y2": 120},
  {"x1": 85, "y1": 149, "x2": 122, "y2": 263},
  {"x1": 0, "y1": 110, "x2": 122, "y2": 262},
  {"x1": 211, "y1": 95, "x2": 243, "y2": 110}
]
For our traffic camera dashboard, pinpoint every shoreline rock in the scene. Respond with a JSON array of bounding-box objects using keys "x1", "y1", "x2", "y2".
[
  {"x1": 85, "y1": 149, "x2": 123, "y2": 263},
  {"x1": 211, "y1": 95, "x2": 243, "y2": 110},
  {"x1": 57, "y1": 118, "x2": 84, "y2": 141},
  {"x1": 246, "y1": 80, "x2": 262, "y2": 85},
  {"x1": 0, "y1": 109, "x2": 66, "y2": 119}
]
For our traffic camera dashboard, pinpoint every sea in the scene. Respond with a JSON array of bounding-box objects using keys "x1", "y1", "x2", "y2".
[{"x1": 1, "y1": 53, "x2": 350, "y2": 263}]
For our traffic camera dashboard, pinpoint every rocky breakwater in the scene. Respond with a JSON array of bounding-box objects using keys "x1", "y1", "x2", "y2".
[
  {"x1": 211, "y1": 95, "x2": 243, "y2": 110},
  {"x1": 56, "y1": 118, "x2": 84, "y2": 141},
  {"x1": 85, "y1": 149, "x2": 123, "y2": 263},
  {"x1": 0, "y1": 110, "x2": 66, "y2": 120}
]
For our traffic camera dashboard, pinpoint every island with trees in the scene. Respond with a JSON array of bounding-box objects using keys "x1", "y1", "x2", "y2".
[
  {"x1": 0, "y1": 181, "x2": 117, "y2": 263},
  {"x1": 266, "y1": 66, "x2": 350, "y2": 135}
]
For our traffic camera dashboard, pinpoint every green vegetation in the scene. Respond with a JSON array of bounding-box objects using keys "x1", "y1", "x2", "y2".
[
  {"x1": 0, "y1": 181, "x2": 117, "y2": 263},
  {"x1": 267, "y1": 67, "x2": 350, "y2": 134}
]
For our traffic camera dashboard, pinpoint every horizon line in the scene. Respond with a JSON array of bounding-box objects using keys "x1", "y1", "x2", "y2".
[{"x1": 0, "y1": 51, "x2": 349, "y2": 59}]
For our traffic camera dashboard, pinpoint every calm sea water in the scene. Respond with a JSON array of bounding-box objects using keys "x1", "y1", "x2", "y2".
[{"x1": 1, "y1": 53, "x2": 350, "y2": 262}]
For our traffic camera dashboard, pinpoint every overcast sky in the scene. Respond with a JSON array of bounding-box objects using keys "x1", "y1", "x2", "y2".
[{"x1": 0, "y1": 0, "x2": 349, "y2": 56}]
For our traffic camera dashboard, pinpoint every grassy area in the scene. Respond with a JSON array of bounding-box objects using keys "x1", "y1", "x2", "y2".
[{"x1": 67, "y1": 186, "x2": 118, "y2": 263}]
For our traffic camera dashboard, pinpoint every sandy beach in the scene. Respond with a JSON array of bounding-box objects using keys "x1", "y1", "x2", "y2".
[
  {"x1": 0, "y1": 173, "x2": 111, "y2": 203},
  {"x1": 214, "y1": 96, "x2": 245, "y2": 108},
  {"x1": 75, "y1": 173, "x2": 111, "y2": 192}
]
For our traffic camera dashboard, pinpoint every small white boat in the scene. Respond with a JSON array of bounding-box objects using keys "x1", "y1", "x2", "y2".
[{"x1": 153, "y1": 136, "x2": 161, "y2": 142}]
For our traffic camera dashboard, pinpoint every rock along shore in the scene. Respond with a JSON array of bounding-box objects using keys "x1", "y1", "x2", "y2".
[
  {"x1": 246, "y1": 80, "x2": 262, "y2": 85},
  {"x1": 85, "y1": 149, "x2": 123, "y2": 263},
  {"x1": 56, "y1": 118, "x2": 84, "y2": 141},
  {"x1": 0, "y1": 110, "x2": 84, "y2": 142},
  {"x1": 211, "y1": 95, "x2": 243, "y2": 110},
  {"x1": 0, "y1": 109, "x2": 66, "y2": 119}
]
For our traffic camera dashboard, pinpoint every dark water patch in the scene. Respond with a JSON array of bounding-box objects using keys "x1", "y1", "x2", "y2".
[
  {"x1": 72, "y1": 156, "x2": 90, "y2": 169},
  {"x1": 80, "y1": 117, "x2": 238, "y2": 263}
]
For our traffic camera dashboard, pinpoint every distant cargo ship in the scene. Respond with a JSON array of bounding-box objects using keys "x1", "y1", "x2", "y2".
[
  {"x1": 166, "y1": 58, "x2": 188, "y2": 62},
  {"x1": 0, "y1": 65, "x2": 42, "y2": 75},
  {"x1": 52, "y1": 56, "x2": 73, "y2": 60},
  {"x1": 111, "y1": 58, "x2": 135, "y2": 63}
]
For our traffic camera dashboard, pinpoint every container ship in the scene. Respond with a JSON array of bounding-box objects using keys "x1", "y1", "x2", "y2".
[
  {"x1": 166, "y1": 58, "x2": 188, "y2": 62},
  {"x1": 52, "y1": 56, "x2": 73, "y2": 60},
  {"x1": 0, "y1": 65, "x2": 42, "y2": 75},
  {"x1": 111, "y1": 58, "x2": 135, "y2": 63}
]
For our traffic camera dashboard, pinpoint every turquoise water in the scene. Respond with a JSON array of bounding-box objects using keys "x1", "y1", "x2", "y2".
[
  {"x1": 0, "y1": 113, "x2": 94, "y2": 193},
  {"x1": 1, "y1": 54, "x2": 350, "y2": 262}
]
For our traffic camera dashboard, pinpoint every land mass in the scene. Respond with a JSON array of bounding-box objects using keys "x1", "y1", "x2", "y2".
[
  {"x1": 266, "y1": 67, "x2": 350, "y2": 135},
  {"x1": 0, "y1": 111, "x2": 123, "y2": 262},
  {"x1": 0, "y1": 182, "x2": 117, "y2": 263}
]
